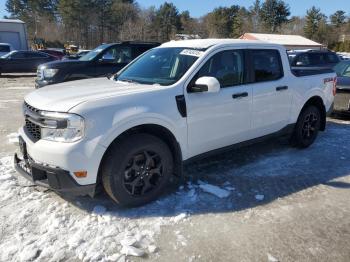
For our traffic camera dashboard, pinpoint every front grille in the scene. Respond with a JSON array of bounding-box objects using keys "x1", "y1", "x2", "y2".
[
  {"x1": 24, "y1": 102, "x2": 41, "y2": 141},
  {"x1": 25, "y1": 119, "x2": 41, "y2": 140},
  {"x1": 24, "y1": 101, "x2": 40, "y2": 114}
]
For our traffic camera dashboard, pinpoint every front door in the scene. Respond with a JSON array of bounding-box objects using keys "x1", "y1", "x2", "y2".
[{"x1": 185, "y1": 49, "x2": 252, "y2": 157}]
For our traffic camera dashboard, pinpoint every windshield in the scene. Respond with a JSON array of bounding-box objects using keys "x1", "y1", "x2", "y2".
[
  {"x1": 115, "y1": 47, "x2": 204, "y2": 86},
  {"x1": 333, "y1": 61, "x2": 350, "y2": 77},
  {"x1": 79, "y1": 44, "x2": 109, "y2": 61}
]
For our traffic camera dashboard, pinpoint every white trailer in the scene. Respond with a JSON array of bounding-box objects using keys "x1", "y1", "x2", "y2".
[{"x1": 0, "y1": 19, "x2": 28, "y2": 50}]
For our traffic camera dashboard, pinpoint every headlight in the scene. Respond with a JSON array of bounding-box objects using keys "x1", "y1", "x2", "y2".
[
  {"x1": 43, "y1": 68, "x2": 58, "y2": 78},
  {"x1": 40, "y1": 111, "x2": 85, "y2": 142}
]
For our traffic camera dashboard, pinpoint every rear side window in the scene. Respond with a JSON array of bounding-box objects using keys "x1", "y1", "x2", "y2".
[
  {"x1": 309, "y1": 53, "x2": 326, "y2": 65},
  {"x1": 326, "y1": 53, "x2": 340, "y2": 63},
  {"x1": 195, "y1": 50, "x2": 244, "y2": 88},
  {"x1": 0, "y1": 45, "x2": 10, "y2": 52},
  {"x1": 251, "y1": 49, "x2": 283, "y2": 82}
]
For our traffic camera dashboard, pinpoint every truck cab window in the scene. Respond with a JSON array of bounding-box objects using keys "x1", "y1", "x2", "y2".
[
  {"x1": 252, "y1": 49, "x2": 283, "y2": 82},
  {"x1": 195, "y1": 50, "x2": 244, "y2": 88}
]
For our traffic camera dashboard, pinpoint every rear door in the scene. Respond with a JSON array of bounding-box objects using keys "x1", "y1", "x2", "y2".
[
  {"x1": 24, "y1": 52, "x2": 51, "y2": 71},
  {"x1": 248, "y1": 49, "x2": 293, "y2": 137},
  {"x1": 186, "y1": 49, "x2": 252, "y2": 156}
]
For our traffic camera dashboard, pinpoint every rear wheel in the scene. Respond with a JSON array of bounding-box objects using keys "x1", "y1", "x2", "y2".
[
  {"x1": 101, "y1": 133, "x2": 174, "y2": 207},
  {"x1": 291, "y1": 105, "x2": 321, "y2": 148}
]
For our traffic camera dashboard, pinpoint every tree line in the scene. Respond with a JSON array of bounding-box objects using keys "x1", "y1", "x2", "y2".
[{"x1": 4, "y1": 0, "x2": 350, "y2": 51}]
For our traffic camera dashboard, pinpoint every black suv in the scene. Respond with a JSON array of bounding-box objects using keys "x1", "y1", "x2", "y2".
[
  {"x1": 35, "y1": 41, "x2": 160, "y2": 88},
  {"x1": 288, "y1": 49, "x2": 340, "y2": 70}
]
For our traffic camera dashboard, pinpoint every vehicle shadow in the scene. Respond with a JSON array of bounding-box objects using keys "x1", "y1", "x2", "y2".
[
  {"x1": 0, "y1": 73, "x2": 36, "y2": 78},
  {"x1": 62, "y1": 120, "x2": 350, "y2": 219}
]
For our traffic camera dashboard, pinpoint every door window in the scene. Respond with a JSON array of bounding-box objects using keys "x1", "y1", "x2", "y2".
[
  {"x1": 309, "y1": 53, "x2": 326, "y2": 65},
  {"x1": 0, "y1": 45, "x2": 10, "y2": 52},
  {"x1": 102, "y1": 46, "x2": 132, "y2": 64},
  {"x1": 251, "y1": 49, "x2": 283, "y2": 82},
  {"x1": 294, "y1": 53, "x2": 310, "y2": 66},
  {"x1": 195, "y1": 50, "x2": 244, "y2": 88},
  {"x1": 325, "y1": 53, "x2": 340, "y2": 63},
  {"x1": 25, "y1": 52, "x2": 47, "y2": 58}
]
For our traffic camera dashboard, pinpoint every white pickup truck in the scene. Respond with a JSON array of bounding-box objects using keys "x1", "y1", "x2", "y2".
[{"x1": 15, "y1": 39, "x2": 336, "y2": 206}]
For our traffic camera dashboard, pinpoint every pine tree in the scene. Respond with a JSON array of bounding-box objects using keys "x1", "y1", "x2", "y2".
[
  {"x1": 304, "y1": 6, "x2": 324, "y2": 40},
  {"x1": 260, "y1": 0, "x2": 290, "y2": 33},
  {"x1": 330, "y1": 10, "x2": 346, "y2": 28}
]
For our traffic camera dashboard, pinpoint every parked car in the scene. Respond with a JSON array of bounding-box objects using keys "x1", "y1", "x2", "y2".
[
  {"x1": 63, "y1": 50, "x2": 90, "y2": 60},
  {"x1": 333, "y1": 60, "x2": 350, "y2": 114},
  {"x1": 35, "y1": 41, "x2": 160, "y2": 88},
  {"x1": 39, "y1": 49, "x2": 66, "y2": 60},
  {"x1": 0, "y1": 43, "x2": 13, "y2": 56},
  {"x1": 0, "y1": 50, "x2": 57, "y2": 74},
  {"x1": 15, "y1": 39, "x2": 336, "y2": 206},
  {"x1": 288, "y1": 49, "x2": 340, "y2": 69}
]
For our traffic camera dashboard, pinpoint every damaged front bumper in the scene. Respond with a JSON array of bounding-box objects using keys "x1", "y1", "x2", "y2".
[{"x1": 14, "y1": 153, "x2": 96, "y2": 197}]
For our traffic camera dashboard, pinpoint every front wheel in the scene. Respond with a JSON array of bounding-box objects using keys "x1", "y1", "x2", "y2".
[
  {"x1": 101, "y1": 133, "x2": 174, "y2": 207},
  {"x1": 291, "y1": 105, "x2": 321, "y2": 148}
]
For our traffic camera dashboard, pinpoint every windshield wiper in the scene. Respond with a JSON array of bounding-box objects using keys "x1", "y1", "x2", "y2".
[{"x1": 118, "y1": 78, "x2": 141, "y2": 84}]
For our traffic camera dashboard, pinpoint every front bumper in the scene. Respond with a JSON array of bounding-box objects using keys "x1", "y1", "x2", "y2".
[
  {"x1": 14, "y1": 153, "x2": 96, "y2": 196},
  {"x1": 35, "y1": 78, "x2": 57, "y2": 88}
]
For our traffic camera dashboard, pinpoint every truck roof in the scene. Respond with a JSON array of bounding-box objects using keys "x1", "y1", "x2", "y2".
[
  {"x1": 160, "y1": 39, "x2": 283, "y2": 49},
  {"x1": 0, "y1": 19, "x2": 25, "y2": 24}
]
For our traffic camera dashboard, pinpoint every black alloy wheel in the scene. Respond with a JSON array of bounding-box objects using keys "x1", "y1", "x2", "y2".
[{"x1": 123, "y1": 150, "x2": 163, "y2": 196}]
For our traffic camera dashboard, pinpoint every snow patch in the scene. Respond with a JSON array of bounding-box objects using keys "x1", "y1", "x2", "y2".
[
  {"x1": 199, "y1": 183, "x2": 231, "y2": 198},
  {"x1": 7, "y1": 132, "x2": 19, "y2": 145},
  {"x1": 255, "y1": 194, "x2": 265, "y2": 201}
]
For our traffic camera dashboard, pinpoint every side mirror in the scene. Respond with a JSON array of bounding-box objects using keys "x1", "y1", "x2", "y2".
[
  {"x1": 190, "y1": 77, "x2": 220, "y2": 93},
  {"x1": 99, "y1": 57, "x2": 115, "y2": 64}
]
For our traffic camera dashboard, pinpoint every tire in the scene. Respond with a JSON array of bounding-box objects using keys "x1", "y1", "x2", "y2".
[
  {"x1": 291, "y1": 105, "x2": 321, "y2": 148},
  {"x1": 101, "y1": 133, "x2": 174, "y2": 207}
]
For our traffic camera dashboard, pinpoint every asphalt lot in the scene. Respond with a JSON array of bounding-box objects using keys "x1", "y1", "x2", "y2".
[{"x1": 0, "y1": 74, "x2": 350, "y2": 262}]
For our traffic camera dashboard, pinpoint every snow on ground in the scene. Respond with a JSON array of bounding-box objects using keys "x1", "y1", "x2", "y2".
[
  {"x1": 0, "y1": 156, "x2": 237, "y2": 262},
  {"x1": 7, "y1": 133, "x2": 19, "y2": 145},
  {"x1": 1, "y1": 120, "x2": 350, "y2": 261}
]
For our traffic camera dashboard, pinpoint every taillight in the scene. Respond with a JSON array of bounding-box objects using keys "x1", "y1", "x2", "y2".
[{"x1": 333, "y1": 77, "x2": 337, "y2": 96}]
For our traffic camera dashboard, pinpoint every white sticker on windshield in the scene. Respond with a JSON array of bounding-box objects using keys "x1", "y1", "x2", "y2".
[{"x1": 180, "y1": 49, "x2": 204, "y2": 57}]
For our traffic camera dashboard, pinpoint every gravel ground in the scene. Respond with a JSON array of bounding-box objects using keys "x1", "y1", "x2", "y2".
[{"x1": 0, "y1": 75, "x2": 350, "y2": 262}]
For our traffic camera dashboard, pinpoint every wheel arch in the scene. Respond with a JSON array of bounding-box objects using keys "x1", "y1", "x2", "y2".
[
  {"x1": 300, "y1": 96, "x2": 326, "y2": 131},
  {"x1": 97, "y1": 124, "x2": 183, "y2": 189}
]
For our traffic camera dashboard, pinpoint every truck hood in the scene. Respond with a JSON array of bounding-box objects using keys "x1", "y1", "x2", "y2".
[
  {"x1": 25, "y1": 78, "x2": 163, "y2": 112},
  {"x1": 40, "y1": 59, "x2": 88, "y2": 69}
]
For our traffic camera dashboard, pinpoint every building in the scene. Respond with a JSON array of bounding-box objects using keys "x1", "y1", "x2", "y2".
[
  {"x1": 0, "y1": 19, "x2": 29, "y2": 50},
  {"x1": 240, "y1": 33, "x2": 324, "y2": 50}
]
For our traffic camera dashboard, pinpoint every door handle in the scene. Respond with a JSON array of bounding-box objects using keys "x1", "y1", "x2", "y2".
[
  {"x1": 276, "y1": 86, "x2": 288, "y2": 91},
  {"x1": 232, "y1": 92, "x2": 248, "y2": 99}
]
